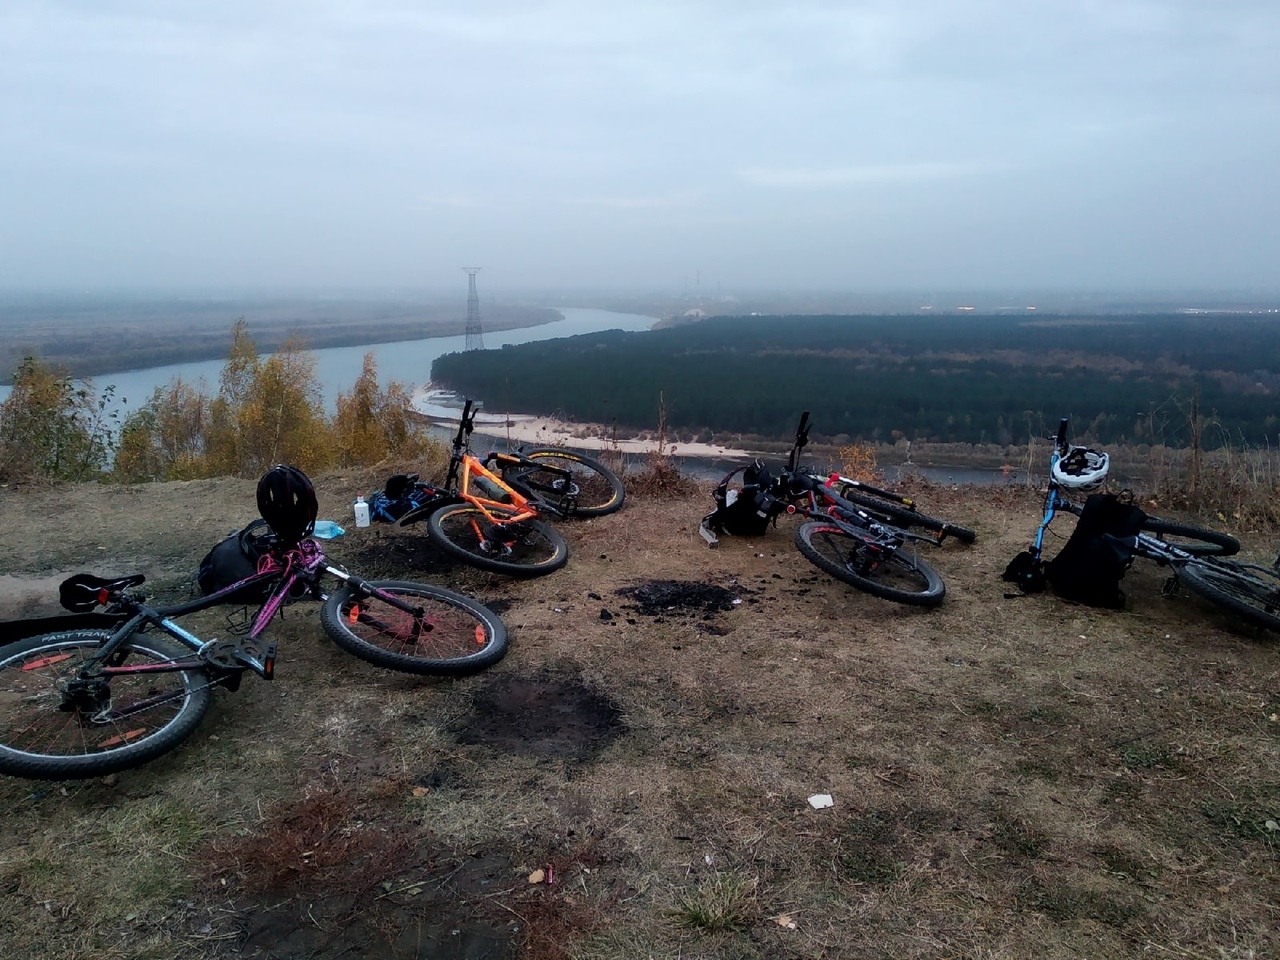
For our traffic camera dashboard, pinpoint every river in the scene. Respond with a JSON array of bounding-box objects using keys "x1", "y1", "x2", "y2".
[{"x1": 0, "y1": 307, "x2": 658, "y2": 417}]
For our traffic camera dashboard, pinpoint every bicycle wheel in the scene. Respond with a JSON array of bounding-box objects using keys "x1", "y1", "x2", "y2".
[
  {"x1": 0, "y1": 630, "x2": 213, "y2": 781},
  {"x1": 427, "y1": 503, "x2": 568, "y2": 577},
  {"x1": 321, "y1": 580, "x2": 509, "y2": 675},
  {"x1": 1141, "y1": 516, "x2": 1239, "y2": 557},
  {"x1": 794, "y1": 521, "x2": 945, "y2": 607},
  {"x1": 1176, "y1": 561, "x2": 1280, "y2": 633},
  {"x1": 838, "y1": 490, "x2": 977, "y2": 545},
  {"x1": 506, "y1": 448, "x2": 626, "y2": 517}
]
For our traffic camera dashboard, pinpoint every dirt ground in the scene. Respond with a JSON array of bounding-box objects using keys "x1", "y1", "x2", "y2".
[{"x1": 0, "y1": 469, "x2": 1277, "y2": 959}]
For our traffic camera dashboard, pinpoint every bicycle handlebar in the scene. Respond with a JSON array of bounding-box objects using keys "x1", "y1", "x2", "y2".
[
  {"x1": 452, "y1": 399, "x2": 477, "y2": 452},
  {"x1": 787, "y1": 411, "x2": 811, "y2": 473}
]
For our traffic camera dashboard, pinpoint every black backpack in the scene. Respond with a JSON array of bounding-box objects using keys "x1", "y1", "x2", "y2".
[
  {"x1": 1044, "y1": 493, "x2": 1147, "y2": 609},
  {"x1": 197, "y1": 520, "x2": 277, "y2": 603},
  {"x1": 700, "y1": 460, "x2": 785, "y2": 543}
]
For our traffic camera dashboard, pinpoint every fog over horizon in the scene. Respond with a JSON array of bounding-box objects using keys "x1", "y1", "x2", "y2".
[{"x1": 2, "y1": 2, "x2": 1278, "y2": 297}]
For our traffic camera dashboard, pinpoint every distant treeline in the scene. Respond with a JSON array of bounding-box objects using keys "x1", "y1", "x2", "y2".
[{"x1": 430, "y1": 313, "x2": 1280, "y2": 448}]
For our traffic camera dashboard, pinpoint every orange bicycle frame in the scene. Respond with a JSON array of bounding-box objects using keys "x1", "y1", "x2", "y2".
[{"x1": 455, "y1": 453, "x2": 540, "y2": 528}]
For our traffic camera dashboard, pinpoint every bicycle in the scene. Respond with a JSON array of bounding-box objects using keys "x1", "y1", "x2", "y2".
[
  {"x1": 0, "y1": 467, "x2": 509, "y2": 781},
  {"x1": 397, "y1": 399, "x2": 625, "y2": 577},
  {"x1": 1009, "y1": 417, "x2": 1239, "y2": 571},
  {"x1": 704, "y1": 412, "x2": 974, "y2": 606},
  {"x1": 1004, "y1": 420, "x2": 1280, "y2": 633}
]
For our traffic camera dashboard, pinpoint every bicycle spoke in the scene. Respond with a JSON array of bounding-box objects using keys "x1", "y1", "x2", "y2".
[
  {"x1": 0, "y1": 631, "x2": 212, "y2": 778},
  {"x1": 321, "y1": 581, "x2": 508, "y2": 675}
]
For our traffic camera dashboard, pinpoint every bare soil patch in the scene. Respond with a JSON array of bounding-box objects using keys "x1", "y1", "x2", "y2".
[
  {"x1": 0, "y1": 473, "x2": 1277, "y2": 959},
  {"x1": 451, "y1": 672, "x2": 626, "y2": 759}
]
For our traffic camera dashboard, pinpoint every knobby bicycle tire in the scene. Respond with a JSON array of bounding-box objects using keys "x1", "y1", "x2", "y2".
[
  {"x1": 1176, "y1": 560, "x2": 1280, "y2": 634},
  {"x1": 838, "y1": 489, "x2": 977, "y2": 545},
  {"x1": 1140, "y1": 516, "x2": 1239, "y2": 557},
  {"x1": 794, "y1": 521, "x2": 946, "y2": 607},
  {"x1": 427, "y1": 502, "x2": 568, "y2": 577},
  {"x1": 321, "y1": 580, "x2": 509, "y2": 675},
  {"x1": 0, "y1": 630, "x2": 213, "y2": 781},
  {"x1": 505, "y1": 448, "x2": 626, "y2": 517}
]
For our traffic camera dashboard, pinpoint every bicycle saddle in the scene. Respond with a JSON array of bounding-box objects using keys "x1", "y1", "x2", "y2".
[{"x1": 59, "y1": 573, "x2": 147, "y2": 612}]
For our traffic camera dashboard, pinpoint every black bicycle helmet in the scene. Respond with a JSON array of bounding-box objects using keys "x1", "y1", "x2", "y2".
[{"x1": 256, "y1": 464, "x2": 318, "y2": 544}]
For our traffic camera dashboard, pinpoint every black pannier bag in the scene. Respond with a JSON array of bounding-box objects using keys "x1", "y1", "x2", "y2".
[
  {"x1": 369, "y1": 473, "x2": 444, "y2": 523},
  {"x1": 1044, "y1": 493, "x2": 1148, "y2": 609},
  {"x1": 700, "y1": 460, "x2": 785, "y2": 544},
  {"x1": 198, "y1": 520, "x2": 277, "y2": 603}
]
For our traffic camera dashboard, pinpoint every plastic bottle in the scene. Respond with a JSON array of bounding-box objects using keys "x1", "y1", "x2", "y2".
[{"x1": 353, "y1": 495, "x2": 371, "y2": 528}]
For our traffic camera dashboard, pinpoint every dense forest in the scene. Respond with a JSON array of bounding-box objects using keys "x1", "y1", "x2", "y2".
[{"x1": 431, "y1": 313, "x2": 1280, "y2": 448}]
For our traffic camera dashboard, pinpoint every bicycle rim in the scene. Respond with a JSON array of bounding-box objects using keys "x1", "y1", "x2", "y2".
[
  {"x1": 322, "y1": 581, "x2": 509, "y2": 675},
  {"x1": 795, "y1": 521, "x2": 945, "y2": 606},
  {"x1": 0, "y1": 630, "x2": 212, "y2": 780},
  {"x1": 509, "y1": 449, "x2": 625, "y2": 517},
  {"x1": 1177, "y1": 561, "x2": 1280, "y2": 633},
  {"x1": 428, "y1": 503, "x2": 568, "y2": 576}
]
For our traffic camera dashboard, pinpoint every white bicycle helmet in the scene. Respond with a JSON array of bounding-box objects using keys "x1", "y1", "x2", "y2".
[{"x1": 1051, "y1": 445, "x2": 1110, "y2": 492}]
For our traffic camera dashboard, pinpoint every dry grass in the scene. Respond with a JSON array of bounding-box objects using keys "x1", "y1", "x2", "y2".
[
  {"x1": 1, "y1": 473, "x2": 1278, "y2": 959},
  {"x1": 1137, "y1": 442, "x2": 1280, "y2": 528},
  {"x1": 625, "y1": 451, "x2": 702, "y2": 500}
]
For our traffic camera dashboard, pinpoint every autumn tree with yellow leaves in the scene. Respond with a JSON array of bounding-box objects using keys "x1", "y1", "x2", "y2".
[
  {"x1": 108, "y1": 321, "x2": 442, "y2": 482},
  {"x1": 0, "y1": 357, "x2": 117, "y2": 483}
]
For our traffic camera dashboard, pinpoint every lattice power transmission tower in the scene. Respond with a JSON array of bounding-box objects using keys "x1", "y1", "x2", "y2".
[{"x1": 463, "y1": 267, "x2": 484, "y2": 351}]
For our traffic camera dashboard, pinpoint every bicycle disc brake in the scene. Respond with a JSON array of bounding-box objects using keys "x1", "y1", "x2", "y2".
[
  {"x1": 481, "y1": 521, "x2": 529, "y2": 556},
  {"x1": 58, "y1": 677, "x2": 113, "y2": 720}
]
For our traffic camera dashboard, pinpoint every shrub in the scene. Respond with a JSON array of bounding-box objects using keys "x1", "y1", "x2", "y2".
[
  {"x1": 331, "y1": 353, "x2": 440, "y2": 468},
  {"x1": 0, "y1": 357, "x2": 115, "y2": 484},
  {"x1": 838, "y1": 442, "x2": 882, "y2": 483},
  {"x1": 114, "y1": 379, "x2": 210, "y2": 482}
]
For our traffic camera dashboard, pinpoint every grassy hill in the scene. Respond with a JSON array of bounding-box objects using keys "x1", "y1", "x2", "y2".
[{"x1": 1, "y1": 471, "x2": 1277, "y2": 958}]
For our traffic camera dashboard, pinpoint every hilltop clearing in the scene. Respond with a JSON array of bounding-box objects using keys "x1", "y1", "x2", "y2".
[{"x1": 0, "y1": 474, "x2": 1277, "y2": 959}]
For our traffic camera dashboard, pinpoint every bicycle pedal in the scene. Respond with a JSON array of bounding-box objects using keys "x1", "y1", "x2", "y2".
[
  {"x1": 260, "y1": 642, "x2": 277, "y2": 680},
  {"x1": 234, "y1": 640, "x2": 277, "y2": 680}
]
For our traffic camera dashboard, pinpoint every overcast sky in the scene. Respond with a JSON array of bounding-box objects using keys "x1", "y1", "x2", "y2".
[{"x1": 2, "y1": 1, "x2": 1277, "y2": 296}]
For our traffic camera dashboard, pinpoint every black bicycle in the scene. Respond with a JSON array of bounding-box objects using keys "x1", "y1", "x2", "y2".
[
  {"x1": 1006, "y1": 419, "x2": 1280, "y2": 633},
  {"x1": 705, "y1": 412, "x2": 974, "y2": 606},
  {"x1": 0, "y1": 478, "x2": 508, "y2": 781}
]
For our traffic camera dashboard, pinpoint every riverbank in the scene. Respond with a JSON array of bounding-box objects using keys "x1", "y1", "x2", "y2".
[
  {"x1": 413, "y1": 386, "x2": 752, "y2": 458},
  {"x1": 494, "y1": 416, "x2": 755, "y2": 458}
]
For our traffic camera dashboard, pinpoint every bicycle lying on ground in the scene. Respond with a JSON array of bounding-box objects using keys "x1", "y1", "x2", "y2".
[
  {"x1": 703, "y1": 412, "x2": 975, "y2": 606},
  {"x1": 1009, "y1": 417, "x2": 1240, "y2": 567},
  {"x1": 0, "y1": 466, "x2": 508, "y2": 781},
  {"x1": 1004, "y1": 419, "x2": 1280, "y2": 633},
  {"x1": 397, "y1": 399, "x2": 625, "y2": 577}
]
